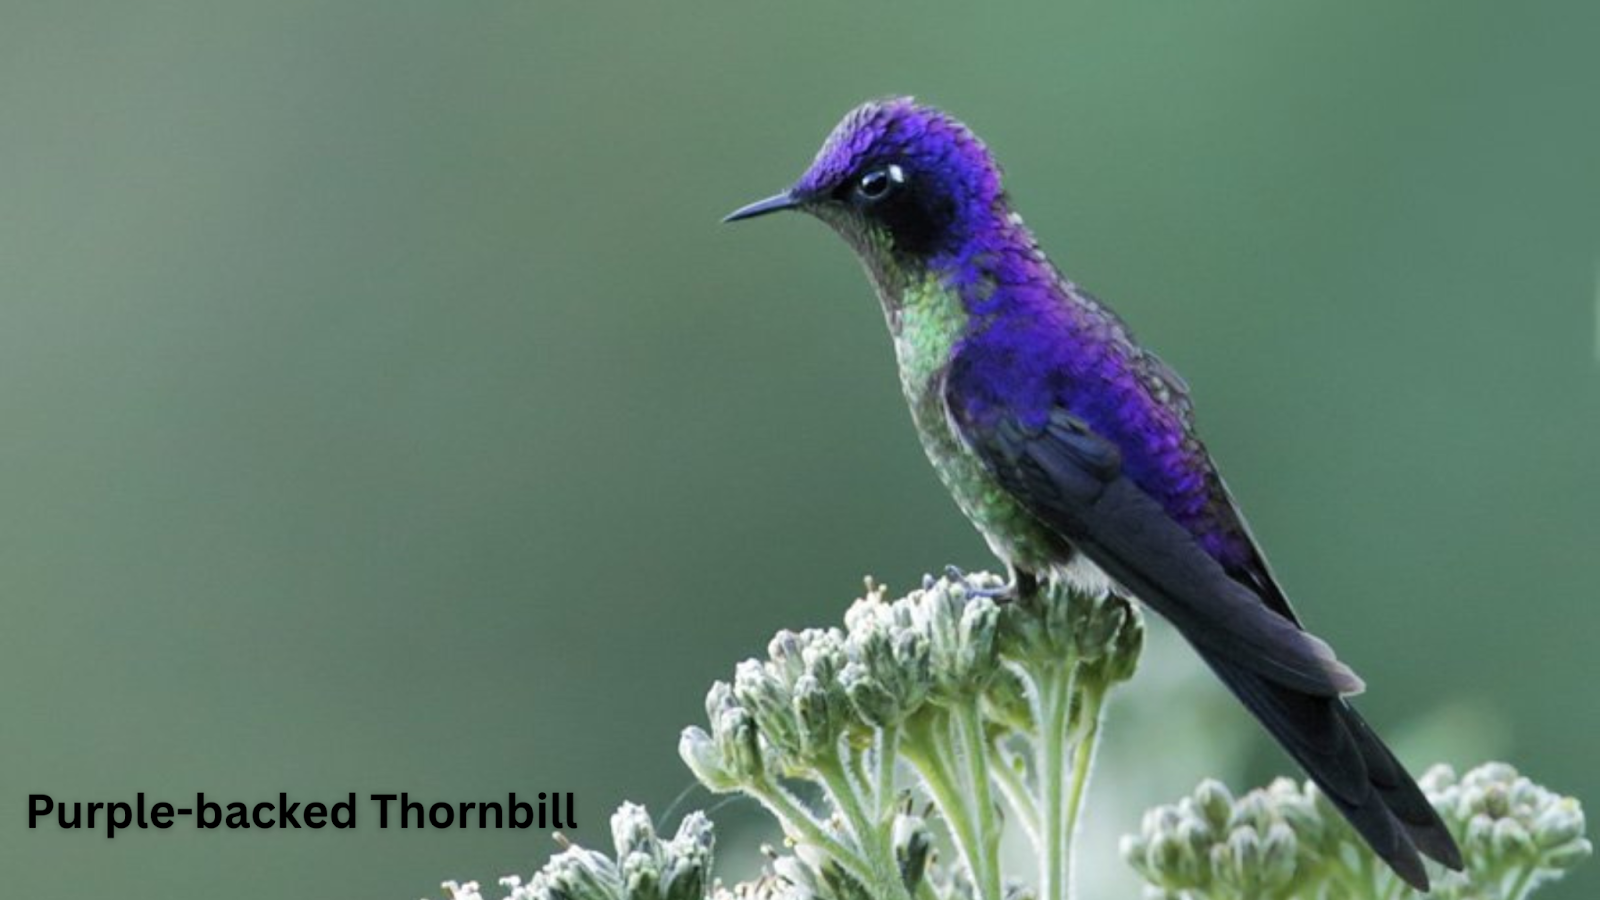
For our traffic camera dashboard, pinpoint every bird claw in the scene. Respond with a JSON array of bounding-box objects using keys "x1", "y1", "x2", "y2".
[
  {"x1": 924, "y1": 565, "x2": 973, "y2": 589},
  {"x1": 964, "y1": 580, "x2": 1020, "y2": 603},
  {"x1": 927, "y1": 565, "x2": 1020, "y2": 603}
]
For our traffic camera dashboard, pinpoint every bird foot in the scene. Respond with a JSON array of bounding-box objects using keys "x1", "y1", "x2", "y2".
[{"x1": 926, "y1": 565, "x2": 1022, "y2": 603}]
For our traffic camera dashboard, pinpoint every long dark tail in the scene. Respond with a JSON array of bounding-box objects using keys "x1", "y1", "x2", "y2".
[{"x1": 1200, "y1": 651, "x2": 1464, "y2": 891}]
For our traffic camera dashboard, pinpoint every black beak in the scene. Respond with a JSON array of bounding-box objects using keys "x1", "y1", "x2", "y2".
[{"x1": 722, "y1": 191, "x2": 799, "y2": 223}]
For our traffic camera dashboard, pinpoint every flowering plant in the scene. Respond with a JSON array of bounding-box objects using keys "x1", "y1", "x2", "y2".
[{"x1": 431, "y1": 573, "x2": 1587, "y2": 900}]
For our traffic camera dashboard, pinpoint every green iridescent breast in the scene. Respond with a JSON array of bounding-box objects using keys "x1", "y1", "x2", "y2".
[{"x1": 885, "y1": 275, "x2": 1065, "y2": 572}]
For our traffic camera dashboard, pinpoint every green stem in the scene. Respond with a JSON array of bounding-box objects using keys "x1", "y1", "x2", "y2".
[
  {"x1": 848, "y1": 740, "x2": 873, "y2": 801},
  {"x1": 902, "y1": 712, "x2": 991, "y2": 900},
  {"x1": 1037, "y1": 663, "x2": 1075, "y2": 900},
  {"x1": 876, "y1": 724, "x2": 899, "y2": 819},
  {"x1": 989, "y1": 737, "x2": 1040, "y2": 848},
  {"x1": 1059, "y1": 677, "x2": 1104, "y2": 898},
  {"x1": 1506, "y1": 865, "x2": 1539, "y2": 900},
  {"x1": 817, "y1": 758, "x2": 871, "y2": 841},
  {"x1": 955, "y1": 703, "x2": 1003, "y2": 900},
  {"x1": 817, "y1": 756, "x2": 912, "y2": 900},
  {"x1": 748, "y1": 779, "x2": 874, "y2": 887}
]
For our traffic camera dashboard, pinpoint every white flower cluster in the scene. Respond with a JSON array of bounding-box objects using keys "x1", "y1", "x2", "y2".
[
  {"x1": 676, "y1": 572, "x2": 1142, "y2": 900},
  {"x1": 679, "y1": 573, "x2": 1140, "y2": 798},
  {"x1": 424, "y1": 573, "x2": 1587, "y2": 900},
  {"x1": 1122, "y1": 762, "x2": 1589, "y2": 900},
  {"x1": 434, "y1": 804, "x2": 712, "y2": 900}
]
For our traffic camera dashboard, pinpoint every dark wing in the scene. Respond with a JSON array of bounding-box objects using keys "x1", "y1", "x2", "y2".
[
  {"x1": 1140, "y1": 347, "x2": 1302, "y2": 623},
  {"x1": 942, "y1": 353, "x2": 1462, "y2": 887},
  {"x1": 1211, "y1": 475, "x2": 1301, "y2": 622},
  {"x1": 942, "y1": 367, "x2": 1359, "y2": 698}
]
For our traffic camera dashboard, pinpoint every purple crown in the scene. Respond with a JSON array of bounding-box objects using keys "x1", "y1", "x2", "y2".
[{"x1": 794, "y1": 97, "x2": 1005, "y2": 223}]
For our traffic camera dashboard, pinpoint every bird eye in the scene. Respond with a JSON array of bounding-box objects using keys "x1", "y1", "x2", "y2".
[{"x1": 855, "y1": 164, "x2": 904, "y2": 202}]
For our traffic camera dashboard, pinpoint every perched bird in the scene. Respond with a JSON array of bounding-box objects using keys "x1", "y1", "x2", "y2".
[{"x1": 724, "y1": 97, "x2": 1463, "y2": 890}]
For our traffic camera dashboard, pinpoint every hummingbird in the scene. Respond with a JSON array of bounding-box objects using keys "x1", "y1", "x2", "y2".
[{"x1": 724, "y1": 97, "x2": 1462, "y2": 890}]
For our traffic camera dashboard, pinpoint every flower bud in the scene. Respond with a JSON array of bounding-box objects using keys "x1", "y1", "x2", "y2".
[
  {"x1": 890, "y1": 630, "x2": 933, "y2": 709},
  {"x1": 892, "y1": 813, "x2": 933, "y2": 894},
  {"x1": 1146, "y1": 832, "x2": 1187, "y2": 883},
  {"x1": 1464, "y1": 812, "x2": 1495, "y2": 854},
  {"x1": 736, "y1": 664, "x2": 803, "y2": 764},
  {"x1": 982, "y1": 667, "x2": 1034, "y2": 733},
  {"x1": 440, "y1": 882, "x2": 485, "y2": 900},
  {"x1": 540, "y1": 846, "x2": 623, "y2": 900},
  {"x1": 1491, "y1": 817, "x2": 1534, "y2": 859},
  {"x1": 1260, "y1": 821, "x2": 1297, "y2": 887},
  {"x1": 1176, "y1": 816, "x2": 1213, "y2": 864},
  {"x1": 660, "y1": 813, "x2": 714, "y2": 900},
  {"x1": 610, "y1": 802, "x2": 660, "y2": 861},
  {"x1": 1224, "y1": 825, "x2": 1262, "y2": 886},
  {"x1": 1534, "y1": 799, "x2": 1586, "y2": 849},
  {"x1": 1118, "y1": 833, "x2": 1147, "y2": 867},
  {"x1": 620, "y1": 852, "x2": 661, "y2": 900},
  {"x1": 1192, "y1": 780, "x2": 1233, "y2": 833},
  {"x1": 815, "y1": 858, "x2": 872, "y2": 900},
  {"x1": 1542, "y1": 836, "x2": 1593, "y2": 869},
  {"x1": 956, "y1": 596, "x2": 1002, "y2": 683},
  {"x1": 767, "y1": 631, "x2": 806, "y2": 683},
  {"x1": 678, "y1": 727, "x2": 738, "y2": 793},
  {"x1": 1276, "y1": 791, "x2": 1324, "y2": 851},
  {"x1": 1071, "y1": 592, "x2": 1122, "y2": 662},
  {"x1": 1482, "y1": 783, "x2": 1512, "y2": 820},
  {"x1": 772, "y1": 854, "x2": 818, "y2": 897},
  {"x1": 840, "y1": 660, "x2": 898, "y2": 728},
  {"x1": 1103, "y1": 605, "x2": 1144, "y2": 684},
  {"x1": 1419, "y1": 763, "x2": 1458, "y2": 794},
  {"x1": 1228, "y1": 791, "x2": 1270, "y2": 833},
  {"x1": 727, "y1": 708, "x2": 767, "y2": 782},
  {"x1": 792, "y1": 673, "x2": 841, "y2": 760}
]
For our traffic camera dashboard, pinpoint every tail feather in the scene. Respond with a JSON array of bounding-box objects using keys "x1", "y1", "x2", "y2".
[
  {"x1": 1343, "y1": 708, "x2": 1466, "y2": 869},
  {"x1": 1200, "y1": 652, "x2": 1461, "y2": 891}
]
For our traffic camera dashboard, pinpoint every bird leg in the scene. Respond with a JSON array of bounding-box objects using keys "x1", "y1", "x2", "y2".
[{"x1": 932, "y1": 565, "x2": 1038, "y2": 605}]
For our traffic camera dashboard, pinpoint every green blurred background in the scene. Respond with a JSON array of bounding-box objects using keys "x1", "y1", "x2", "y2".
[{"x1": 2, "y1": 2, "x2": 1597, "y2": 896}]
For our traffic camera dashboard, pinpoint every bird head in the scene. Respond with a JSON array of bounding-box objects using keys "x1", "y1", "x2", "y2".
[{"x1": 724, "y1": 98, "x2": 1006, "y2": 272}]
